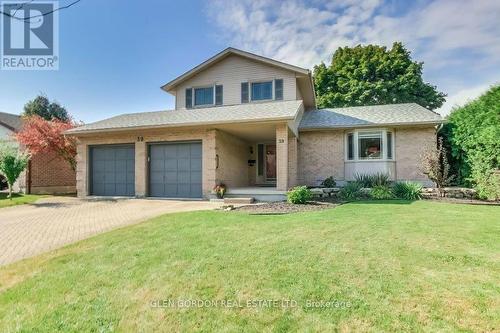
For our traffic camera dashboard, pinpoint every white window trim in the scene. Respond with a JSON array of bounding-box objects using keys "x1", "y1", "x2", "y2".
[
  {"x1": 190, "y1": 84, "x2": 217, "y2": 108},
  {"x1": 249, "y1": 79, "x2": 275, "y2": 102},
  {"x1": 345, "y1": 128, "x2": 395, "y2": 162}
]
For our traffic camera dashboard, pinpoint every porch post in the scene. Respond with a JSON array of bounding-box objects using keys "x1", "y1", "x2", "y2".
[
  {"x1": 276, "y1": 124, "x2": 289, "y2": 191},
  {"x1": 135, "y1": 141, "x2": 147, "y2": 197},
  {"x1": 203, "y1": 129, "x2": 217, "y2": 198},
  {"x1": 76, "y1": 142, "x2": 88, "y2": 197}
]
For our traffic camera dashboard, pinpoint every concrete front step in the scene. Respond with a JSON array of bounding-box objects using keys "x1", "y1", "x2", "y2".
[
  {"x1": 224, "y1": 197, "x2": 255, "y2": 204},
  {"x1": 224, "y1": 187, "x2": 287, "y2": 202}
]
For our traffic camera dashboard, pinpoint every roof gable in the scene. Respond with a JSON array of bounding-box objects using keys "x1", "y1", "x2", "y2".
[
  {"x1": 0, "y1": 111, "x2": 22, "y2": 132},
  {"x1": 161, "y1": 47, "x2": 310, "y2": 93}
]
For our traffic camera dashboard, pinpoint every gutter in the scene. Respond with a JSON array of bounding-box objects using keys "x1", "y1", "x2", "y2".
[
  {"x1": 298, "y1": 119, "x2": 445, "y2": 132},
  {"x1": 66, "y1": 100, "x2": 304, "y2": 136},
  {"x1": 65, "y1": 115, "x2": 298, "y2": 136}
]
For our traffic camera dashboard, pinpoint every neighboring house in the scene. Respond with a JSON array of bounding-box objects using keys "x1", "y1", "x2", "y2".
[
  {"x1": 66, "y1": 48, "x2": 442, "y2": 200},
  {"x1": 0, "y1": 111, "x2": 24, "y2": 192},
  {"x1": 0, "y1": 111, "x2": 76, "y2": 194}
]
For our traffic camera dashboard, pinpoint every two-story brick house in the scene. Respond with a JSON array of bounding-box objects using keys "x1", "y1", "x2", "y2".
[{"x1": 67, "y1": 48, "x2": 442, "y2": 200}]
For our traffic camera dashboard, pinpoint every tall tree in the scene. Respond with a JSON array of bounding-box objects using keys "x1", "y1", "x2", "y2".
[
  {"x1": 23, "y1": 95, "x2": 70, "y2": 122},
  {"x1": 444, "y1": 85, "x2": 500, "y2": 200},
  {"x1": 313, "y1": 42, "x2": 446, "y2": 110},
  {"x1": 16, "y1": 116, "x2": 78, "y2": 170},
  {"x1": 0, "y1": 143, "x2": 29, "y2": 199}
]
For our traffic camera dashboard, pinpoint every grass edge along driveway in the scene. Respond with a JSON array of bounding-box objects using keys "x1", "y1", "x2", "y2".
[
  {"x1": 0, "y1": 200, "x2": 499, "y2": 332},
  {"x1": 0, "y1": 193, "x2": 44, "y2": 208}
]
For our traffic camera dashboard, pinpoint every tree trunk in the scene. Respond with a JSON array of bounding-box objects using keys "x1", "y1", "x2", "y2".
[{"x1": 8, "y1": 182, "x2": 12, "y2": 200}]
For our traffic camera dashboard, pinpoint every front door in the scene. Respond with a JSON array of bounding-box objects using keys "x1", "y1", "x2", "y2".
[{"x1": 265, "y1": 144, "x2": 276, "y2": 181}]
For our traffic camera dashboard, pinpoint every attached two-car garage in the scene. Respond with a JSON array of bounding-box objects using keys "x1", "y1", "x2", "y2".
[
  {"x1": 90, "y1": 145, "x2": 135, "y2": 196},
  {"x1": 89, "y1": 142, "x2": 202, "y2": 198}
]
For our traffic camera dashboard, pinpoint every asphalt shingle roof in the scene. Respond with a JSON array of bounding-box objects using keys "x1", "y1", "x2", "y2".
[
  {"x1": 299, "y1": 103, "x2": 442, "y2": 129},
  {"x1": 0, "y1": 111, "x2": 22, "y2": 131},
  {"x1": 67, "y1": 100, "x2": 303, "y2": 134}
]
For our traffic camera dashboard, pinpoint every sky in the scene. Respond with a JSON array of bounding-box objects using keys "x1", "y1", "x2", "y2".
[{"x1": 0, "y1": 0, "x2": 498, "y2": 123}]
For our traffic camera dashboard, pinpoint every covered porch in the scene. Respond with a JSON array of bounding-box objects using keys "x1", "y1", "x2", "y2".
[{"x1": 212, "y1": 121, "x2": 298, "y2": 198}]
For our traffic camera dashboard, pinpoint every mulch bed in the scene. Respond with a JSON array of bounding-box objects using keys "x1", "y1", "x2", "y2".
[
  {"x1": 423, "y1": 196, "x2": 500, "y2": 206},
  {"x1": 233, "y1": 201, "x2": 339, "y2": 215}
]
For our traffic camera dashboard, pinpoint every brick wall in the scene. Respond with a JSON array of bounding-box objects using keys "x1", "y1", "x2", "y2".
[
  {"x1": 297, "y1": 130, "x2": 345, "y2": 186},
  {"x1": 276, "y1": 124, "x2": 289, "y2": 190},
  {"x1": 215, "y1": 130, "x2": 249, "y2": 187},
  {"x1": 395, "y1": 127, "x2": 436, "y2": 181},
  {"x1": 29, "y1": 151, "x2": 76, "y2": 194},
  {"x1": 296, "y1": 127, "x2": 436, "y2": 186},
  {"x1": 75, "y1": 128, "x2": 216, "y2": 198},
  {"x1": 288, "y1": 136, "x2": 298, "y2": 188}
]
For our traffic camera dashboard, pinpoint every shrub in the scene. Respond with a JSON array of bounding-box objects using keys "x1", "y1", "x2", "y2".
[
  {"x1": 420, "y1": 137, "x2": 454, "y2": 195},
  {"x1": 370, "y1": 185, "x2": 394, "y2": 200},
  {"x1": 339, "y1": 182, "x2": 364, "y2": 200},
  {"x1": 444, "y1": 85, "x2": 500, "y2": 200},
  {"x1": 354, "y1": 172, "x2": 391, "y2": 187},
  {"x1": 371, "y1": 173, "x2": 391, "y2": 187},
  {"x1": 354, "y1": 173, "x2": 372, "y2": 187},
  {"x1": 321, "y1": 176, "x2": 336, "y2": 188},
  {"x1": 473, "y1": 165, "x2": 500, "y2": 201},
  {"x1": 0, "y1": 143, "x2": 30, "y2": 199},
  {"x1": 287, "y1": 186, "x2": 312, "y2": 204},
  {"x1": 393, "y1": 182, "x2": 423, "y2": 200}
]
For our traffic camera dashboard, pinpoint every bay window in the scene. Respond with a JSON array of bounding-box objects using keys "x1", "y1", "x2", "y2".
[
  {"x1": 347, "y1": 133, "x2": 354, "y2": 160},
  {"x1": 358, "y1": 132, "x2": 382, "y2": 159},
  {"x1": 346, "y1": 129, "x2": 394, "y2": 161},
  {"x1": 387, "y1": 131, "x2": 393, "y2": 159}
]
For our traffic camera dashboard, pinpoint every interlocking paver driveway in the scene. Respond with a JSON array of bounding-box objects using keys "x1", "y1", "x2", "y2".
[{"x1": 0, "y1": 196, "x2": 221, "y2": 266}]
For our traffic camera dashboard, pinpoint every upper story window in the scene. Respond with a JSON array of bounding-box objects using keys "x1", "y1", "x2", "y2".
[
  {"x1": 194, "y1": 87, "x2": 214, "y2": 106},
  {"x1": 186, "y1": 85, "x2": 223, "y2": 109},
  {"x1": 251, "y1": 81, "x2": 273, "y2": 101},
  {"x1": 346, "y1": 130, "x2": 394, "y2": 161},
  {"x1": 242, "y1": 79, "x2": 283, "y2": 103}
]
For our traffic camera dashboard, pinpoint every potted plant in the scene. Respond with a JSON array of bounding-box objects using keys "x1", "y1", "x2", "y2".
[{"x1": 213, "y1": 183, "x2": 227, "y2": 199}]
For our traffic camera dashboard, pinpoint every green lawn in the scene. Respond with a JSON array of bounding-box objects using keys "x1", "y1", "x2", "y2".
[
  {"x1": 0, "y1": 201, "x2": 499, "y2": 332},
  {"x1": 0, "y1": 193, "x2": 44, "y2": 208}
]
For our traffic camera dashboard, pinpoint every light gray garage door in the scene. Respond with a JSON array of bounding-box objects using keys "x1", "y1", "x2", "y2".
[
  {"x1": 90, "y1": 145, "x2": 135, "y2": 196},
  {"x1": 149, "y1": 142, "x2": 202, "y2": 198}
]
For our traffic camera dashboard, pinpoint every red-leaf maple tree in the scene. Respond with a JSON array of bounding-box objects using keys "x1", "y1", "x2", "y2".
[{"x1": 16, "y1": 116, "x2": 79, "y2": 170}]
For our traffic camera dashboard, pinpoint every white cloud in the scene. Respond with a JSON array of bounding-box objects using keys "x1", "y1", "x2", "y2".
[
  {"x1": 437, "y1": 83, "x2": 497, "y2": 116},
  {"x1": 363, "y1": 0, "x2": 500, "y2": 70},
  {"x1": 206, "y1": 0, "x2": 500, "y2": 105},
  {"x1": 207, "y1": 0, "x2": 500, "y2": 69},
  {"x1": 207, "y1": 0, "x2": 382, "y2": 68}
]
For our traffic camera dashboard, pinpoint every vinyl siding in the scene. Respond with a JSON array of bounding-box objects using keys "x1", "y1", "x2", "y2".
[{"x1": 175, "y1": 55, "x2": 297, "y2": 110}]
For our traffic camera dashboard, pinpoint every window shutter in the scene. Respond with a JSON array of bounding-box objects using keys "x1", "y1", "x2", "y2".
[
  {"x1": 275, "y1": 79, "x2": 283, "y2": 100},
  {"x1": 185, "y1": 88, "x2": 192, "y2": 109},
  {"x1": 215, "y1": 85, "x2": 223, "y2": 105},
  {"x1": 241, "y1": 82, "x2": 249, "y2": 103}
]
